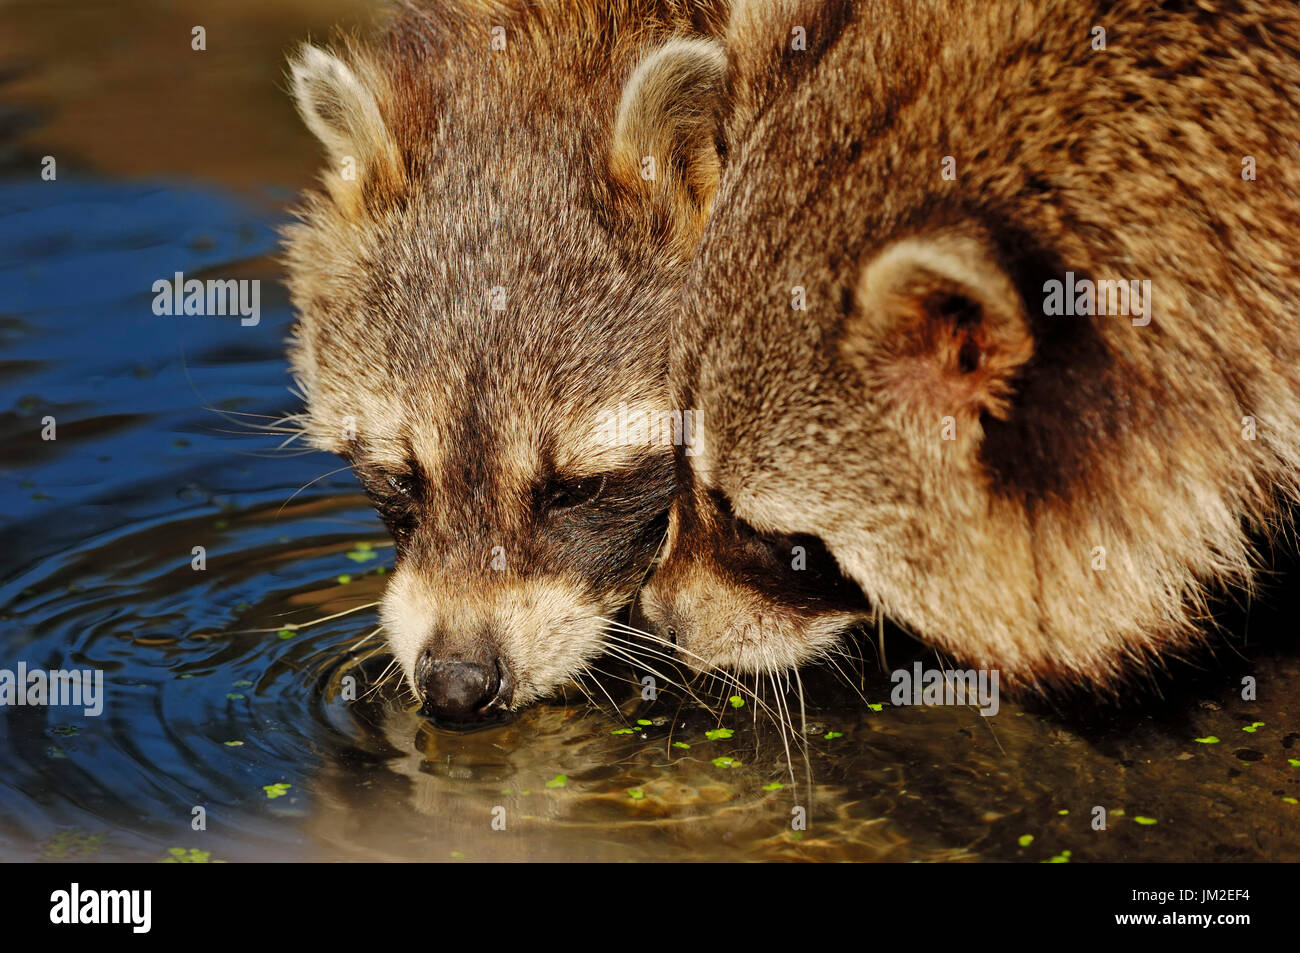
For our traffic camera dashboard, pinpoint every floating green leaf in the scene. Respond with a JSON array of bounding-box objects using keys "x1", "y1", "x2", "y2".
[
  {"x1": 1283, "y1": 797, "x2": 1298, "y2": 805},
  {"x1": 867, "y1": 703, "x2": 883, "y2": 712},
  {"x1": 546, "y1": 774, "x2": 567, "y2": 788},
  {"x1": 277, "y1": 628, "x2": 296, "y2": 639},
  {"x1": 610, "y1": 728, "x2": 634, "y2": 735},
  {"x1": 336, "y1": 574, "x2": 352, "y2": 584},
  {"x1": 729, "y1": 695, "x2": 745, "y2": 709},
  {"x1": 711, "y1": 756, "x2": 739, "y2": 768},
  {"x1": 41, "y1": 830, "x2": 105, "y2": 860},
  {"x1": 672, "y1": 741, "x2": 691, "y2": 750},
  {"x1": 1133, "y1": 816, "x2": 1158, "y2": 825},
  {"x1": 1018, "y1": 834, "x2": 1034, "y2": 847},
  {"x1": 1046, "y1": 850, "x2": 1072, "y2": 864},
  {"x1": 262, "y1": 782, "x2": 291, "y2": 799},
  {"x1": 1194, "y1": 736, "x2": 1220, "y2": 744},
  {"x1": 162, "y1": 848, "x2": 214, "y2": 864},
  {"x1": 223, "y1": 740, "x2": 244, "y2": 747},
  {"x1": 636, "y1": 719, "x2": 653, "y2": 726},
  {"x1": 226, "y1": 693, "x2": 245, "y2": 701},
  {"x1": 824, "y1": 731, "x2": 843, "y2": 740},
  {"x1": 705, "y1": 728, "x2": 733, "y2": 741},
  {"x1": 762, "y1": 781, "x2": 784, "y2": 791},
  {"x1": 450, "y1": 850, "x2": 466, "y2": 860},
  {"x1": 1242, "y1": 722, "x2": 1265, "y2": 733},
  {"x1": 627, "y1": 788, "x2": 644, "y2": 800}
]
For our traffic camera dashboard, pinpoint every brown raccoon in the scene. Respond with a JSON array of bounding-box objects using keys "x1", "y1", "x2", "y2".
[
  {"x1": 282, "y1": 0, "x2": 730, "y2": 722},
  {"x1": 640, "y1": 0, "x2": 1300, "y2": 694}
]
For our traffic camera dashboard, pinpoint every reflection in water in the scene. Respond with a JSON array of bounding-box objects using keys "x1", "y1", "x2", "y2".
[{"x1": 0, "y1": 0, "x2": 1297, "y2": 863}]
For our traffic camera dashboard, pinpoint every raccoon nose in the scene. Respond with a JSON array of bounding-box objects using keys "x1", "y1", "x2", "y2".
[
  {"x1": 646, "y1": 618, "x2": 679, "y2": 657},
  {"x1": 416, "y1": 653, "x2": 510, "y2": 724}
]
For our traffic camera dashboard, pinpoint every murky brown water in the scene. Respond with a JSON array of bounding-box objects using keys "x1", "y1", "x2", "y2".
[{"x1": 0, "y1": 0, "x2": 1296, "y2": 863}]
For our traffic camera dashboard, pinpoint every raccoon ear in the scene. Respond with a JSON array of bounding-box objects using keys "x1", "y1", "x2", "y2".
[
  {"x1": 288, "y1": 44, "x2": 404, "y2": 208},
  {"x1": 610, "y1": 38, "x2": 728, "y2": 260},
  {"x1": 843, "y1": 232, "x2": 1034, "y2": 421}
]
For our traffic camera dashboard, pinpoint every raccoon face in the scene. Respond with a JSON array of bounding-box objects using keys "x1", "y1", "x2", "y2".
[
  {"x1": 640, "y1": 438, "x2": 871, "y2": 676},
  {"x1": 361, "y1": 430, "x2": 675, "y2": 715},
  {"x1": 282, "y1": 28, "x2": 728, "y2": 721},
  {"x1": 293, "y1": 209, "x2": 685, "y2": 717},
  {"x1": 641, "y1": 222, "x2": 1053, "y2": 683}
]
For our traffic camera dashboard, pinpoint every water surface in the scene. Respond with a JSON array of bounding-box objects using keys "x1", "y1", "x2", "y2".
[{"x1": 0, "y1": 0, "x2": 1296, "y2": 863}]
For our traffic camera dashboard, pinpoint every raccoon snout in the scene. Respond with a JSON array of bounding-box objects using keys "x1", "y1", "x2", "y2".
[{"x1": 414, "y1": 651, "x2": 513, "y2": 725}]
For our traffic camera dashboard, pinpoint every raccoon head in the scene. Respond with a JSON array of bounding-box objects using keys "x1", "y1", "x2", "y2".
[
  {"x1": 644, "y1": 0, "x2": 1294, "y2": 693},
  {"x1": 282, "y1": 20, "x2": 727, "y2": 722},
  {"x1": 641, "y1": 213, "x2": 1152, "y2": 690}
]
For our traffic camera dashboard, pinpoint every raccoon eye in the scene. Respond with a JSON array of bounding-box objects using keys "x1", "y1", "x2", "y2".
[
  {"x1": 544, "y1": 474, "x2": 605, "y2": 511},
  {"x1": 387, "y1": 473, "x2": 416, "y2": 498}
]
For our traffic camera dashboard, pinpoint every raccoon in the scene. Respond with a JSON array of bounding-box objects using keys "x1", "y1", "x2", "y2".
[
  {"x1": 282, "y1": 0, "x2": 730, "y2": 722},
  {"x1": 640, "y1": 0, "x2": 1300, "y2": 694}
]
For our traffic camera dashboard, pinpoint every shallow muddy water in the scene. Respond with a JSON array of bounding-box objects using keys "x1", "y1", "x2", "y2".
[{"x1": 0, "y1": 0, "x2": 1297, "y2": 863}]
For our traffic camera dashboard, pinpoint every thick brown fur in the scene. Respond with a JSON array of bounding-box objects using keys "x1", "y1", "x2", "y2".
[
  {"x1": 282, "y1": 0, "x2": 729, "y2": 710},
  {"x1": 641, "y1": 0, "x2": 1300, "y2": 695}
]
